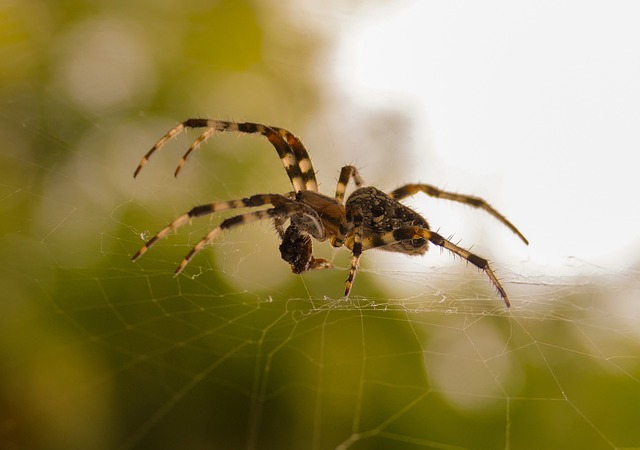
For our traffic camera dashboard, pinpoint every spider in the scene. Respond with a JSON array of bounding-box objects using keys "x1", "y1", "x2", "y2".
[{"x1": 132, "y1": 119, "x2": 528, "y2": 307}]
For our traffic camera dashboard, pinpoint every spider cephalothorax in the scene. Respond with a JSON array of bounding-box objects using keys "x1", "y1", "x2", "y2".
[{"x1": 132, "y1": 119, "x2": 528, "y2": 306}]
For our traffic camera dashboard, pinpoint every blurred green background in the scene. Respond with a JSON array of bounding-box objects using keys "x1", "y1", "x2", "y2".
[{"x1": 1, "y1": 1, "x2": 639, "y2": 449}]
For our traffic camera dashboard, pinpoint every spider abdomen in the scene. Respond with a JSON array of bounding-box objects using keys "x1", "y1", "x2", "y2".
[{"x1": 346, "y1": 186, "x2": 430, "y2": 255}]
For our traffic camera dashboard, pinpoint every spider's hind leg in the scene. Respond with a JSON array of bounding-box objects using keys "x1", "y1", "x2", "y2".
[
  {"x1": 389, "y1": 183, "x2": 528, "y2": 245},
  {"x1": 358, "y1": 226, "x2": 511, "y2": 307}
]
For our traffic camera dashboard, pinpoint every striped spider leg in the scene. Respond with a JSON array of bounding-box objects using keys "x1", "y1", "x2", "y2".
[
  {"x1": 132, "y1": 193, "x2": 327, "y2": 275},
  {"x1": 389, "y1": 184, "x2": 529, "y2": 245},
  {"x1": 330, "y1": 166, "x2": 527, "y2": 306},
  {"x1": 341, "y1": 185, "x2": 522, "y2": 307},
  {"x1": 133, "y1": 119, "x2": 318, "y2": 192}
]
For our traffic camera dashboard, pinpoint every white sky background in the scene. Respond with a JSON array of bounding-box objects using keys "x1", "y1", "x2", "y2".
[{"x1": 320, "y1": 0, "x2": 640, "y2": 276}]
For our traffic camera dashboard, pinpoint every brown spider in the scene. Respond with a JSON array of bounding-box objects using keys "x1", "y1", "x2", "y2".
[{"x1": 132, "y1": 119, "x2": 528, "y2": 306}]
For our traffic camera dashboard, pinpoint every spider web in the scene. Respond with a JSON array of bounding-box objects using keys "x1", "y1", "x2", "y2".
[
  {"x1": 3, "y1": 2, "x2": 640, "y2": 449},
  {"x1": 3, "y1": 116, "x2": 640, "y2": 449}
]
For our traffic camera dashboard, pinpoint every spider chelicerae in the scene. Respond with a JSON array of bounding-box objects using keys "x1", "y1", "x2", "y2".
[{"x1": 132, "y1": 119, "x2": 528, "y2": 307}]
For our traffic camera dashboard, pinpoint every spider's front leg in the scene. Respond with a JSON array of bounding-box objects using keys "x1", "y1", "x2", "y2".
[
  {"x1": 132, "y1": 194, "x2": 329, "y2": 276},
  {"x1": 133, "y1": 119, "x2": 319, "y2": 192}
]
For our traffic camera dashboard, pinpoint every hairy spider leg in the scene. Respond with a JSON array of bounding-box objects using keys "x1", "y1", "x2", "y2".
[
  {"x1": 133, "y1": 119, "x2": 318, "y2": 192},
  {"x1": 344, "y1": 208, "x2": 364, "y2": 297},
  {"x1": 334, "y1": 165, "x2": 365, "y2": 204},
  {"x1": 389, "y1": 184, "x2": 529, "y2": 245},
  {"x1": 132, "y1": 194, "x2": 294, "y2": 262},
  {"x1": 359, "y1": 226, "x2": 511, "y2": 307},
  {"x1": 133, "y1": 121, "x2": 187, "y2": 177},
  {"x1": 175, "y1": 201, "x2": 324, "y2": 275},
  {"x1": 270, "y1": 125, "x2": 318, "y2": 191}
]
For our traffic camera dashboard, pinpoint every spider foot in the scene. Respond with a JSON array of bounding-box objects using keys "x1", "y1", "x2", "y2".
[
  {"x1": 343, "y1": 281, "x2": 353, "y2": 298},
  {"x1": 343, "y1": 271, "x2": 356, "y2": 298}
]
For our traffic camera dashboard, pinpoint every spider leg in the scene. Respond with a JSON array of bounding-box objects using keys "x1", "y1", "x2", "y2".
[
  {"x1": 269, "y1": 124, "x2": 318, "y2": 192},
  {"x1": 133, "y1": 119, "x2": 318, "y2": 192},
  {"x1": 335, "y1": 165, "x2": 365, "y2": 204},
  {"x1": 175, "y1": 202, "x2": 323, "y2": 275},
  {"x1": 132, "y1": 194, "x2": 292, "y2": 262},
  {"x1": 134, "y1": 121, "x2": 187, "y2": 178},
  {"x1": 359, "y1": 226, "x2": 511, "y2": 307},
  {"x1": 344, "y1": 208, "x2": 364, "y2": 297},
  {"x1": 389, "y1": 184, "x2": 528, "y2": 245}
]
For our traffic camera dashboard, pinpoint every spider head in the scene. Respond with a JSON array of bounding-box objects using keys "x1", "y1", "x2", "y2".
[{"x1": 279, "y1": 225, "x2": 313, "y2": 274}]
